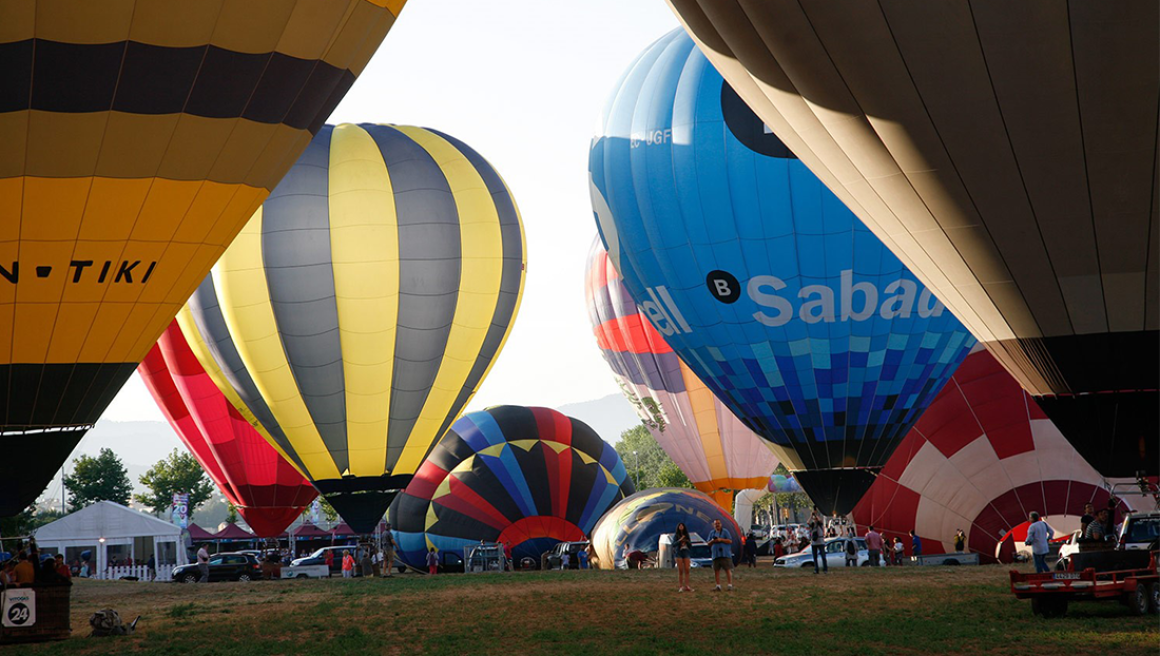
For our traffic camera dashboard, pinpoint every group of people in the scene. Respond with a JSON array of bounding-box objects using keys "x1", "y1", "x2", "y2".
[
  {"x1": 861, "y1": 526, "x2": 925, "y2": 567},
  {"x1": 0, "y1": 539, "x2": 72, "y2": 587}
]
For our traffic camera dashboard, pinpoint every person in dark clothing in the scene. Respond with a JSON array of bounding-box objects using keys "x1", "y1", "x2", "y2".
[
  {"x1": 1079, "y1": 503, "x2": 1096, "y2": 536},
  {"x1": 743, "y1": 532, "x2": 758, "y2": 567}
]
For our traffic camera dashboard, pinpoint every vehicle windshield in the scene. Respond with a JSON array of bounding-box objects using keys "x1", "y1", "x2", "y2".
[
  {"x1": 307, "y1": 548, "x2": 330, "y2": 559},
  {"x1": 1124, "y1": 517, "x2": 1160, "y2": 544}
]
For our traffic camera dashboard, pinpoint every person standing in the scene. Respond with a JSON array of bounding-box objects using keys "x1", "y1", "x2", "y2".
[
  {"x1": 673, "y1": 522, "x2": 693, "y2": 593},
  {"x1": 953, "y1": 529, "x2": 966, "y2": 553},
  {"x1": 809, "y1": 520, "x2": 828, "y2": 574},
  {"x1": 197, "y1": 544, "x2": 210, "y2": 583},
  {"x1": 743, "y1": 531, "x2": 758, "y2": 568},
  {"x1": 360, "y1": 548, "x2": 374, "y2": 578},
  {"x1": 341, "y1": 549, "x2": 356, "y2": 578},
  {"x1": 561, "y1": 551, "x2": 571, "y2": 570},
  {"x1": 707, "y1": 519, "x2": 734, "y2": 591},
  {"x1": 844, "y1": 528, "x2": 858, "y2": 567},
  {"x1": 382, "y1": 525, "x2": 397, "y2": 578},
  {"x1": 1025, "y1": 511, "x2": 1054, "y2": 574},
  {"x1": 910, "y1": 530, "x2": 922, "y2": 557},
  {"x1": 577, "y1": 544, "x2": 590, "y2": 570},
  {"x1": 772, "y1": 537, "x2": 785, "y2": 561},
  {"x1": 892, "y1": 537, "x2": 904, "y2": 565},
  {"x1": 324, "y1": 548, "x2": 334, "y2": 574},
  {"x1": 146, "y1": 553, "x2": 156, "y2": 581},
  {"x1": 426, "y1": 548, "x2": 439, "y2": 575},
  {"x1": 1079, "y1": 503, "x2": 1096, "y2": 536}
]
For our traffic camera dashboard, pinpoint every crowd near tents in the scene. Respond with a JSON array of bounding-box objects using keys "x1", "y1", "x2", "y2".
[{"x1": 1, "y1": 1, "x2": 1155, "y2": 612}]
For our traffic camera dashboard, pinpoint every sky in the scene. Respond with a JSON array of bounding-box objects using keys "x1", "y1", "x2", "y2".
[{"x1": 101, "y1": 1, "x2": 680, "y2": 422}]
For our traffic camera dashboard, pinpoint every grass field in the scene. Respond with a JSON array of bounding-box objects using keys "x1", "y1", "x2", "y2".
[{"x1": 5, "y1": 562, "x2": 1155, "y2": 656}]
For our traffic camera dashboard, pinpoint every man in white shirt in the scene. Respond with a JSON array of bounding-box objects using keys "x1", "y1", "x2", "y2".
[
  {"x1": 196, "y1": 544, "x2": 210, "y2": 583},
  {"x1": 1024, "y1": 511, "x2": 1054, "y2": 573}
]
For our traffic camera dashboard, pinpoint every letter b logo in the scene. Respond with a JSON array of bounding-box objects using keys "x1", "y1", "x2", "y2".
[{"x1": 706, "y1": 270, "x2": 741, "y2": 304}]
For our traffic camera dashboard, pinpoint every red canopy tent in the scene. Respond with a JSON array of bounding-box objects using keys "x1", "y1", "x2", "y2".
[
  {"x1": 330, "y1": 523, "x2": 359, "y2": 537},
  {"x1": 213, "y1": 523, "x2": 255, "y2": 541},
  {"x1": 292, "y1": 523, "x2": 331, "y2": 539},
  {"x1": 187, "y1": 523, "x2": 215, "y2": 542}
]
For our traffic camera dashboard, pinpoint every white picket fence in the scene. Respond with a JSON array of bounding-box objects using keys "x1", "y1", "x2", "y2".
[{"x1": 99, "y1": 564, "x2": 173, "y2": 582}]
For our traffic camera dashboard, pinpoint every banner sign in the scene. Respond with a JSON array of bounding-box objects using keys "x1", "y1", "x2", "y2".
[{"x1": 2, "y1": 589, "x2": 35, "y2": 628}]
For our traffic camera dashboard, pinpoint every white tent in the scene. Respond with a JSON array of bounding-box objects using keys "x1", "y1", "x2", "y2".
[{"x1": 34, "y1": 501, "x2": 186, "y2": 579}]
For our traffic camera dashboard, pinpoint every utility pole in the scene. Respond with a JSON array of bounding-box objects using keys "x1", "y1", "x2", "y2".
[{"x1": 633, "y1": 450, "x2": 639, "y2": 490}]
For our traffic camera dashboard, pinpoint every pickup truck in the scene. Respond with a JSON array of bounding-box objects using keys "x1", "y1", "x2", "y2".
[{"x1": 282, "y1": 562, "x2": 330, "y2": 579}]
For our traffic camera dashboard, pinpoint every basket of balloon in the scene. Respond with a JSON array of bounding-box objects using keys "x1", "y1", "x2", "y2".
[{"x1": 0, "y1": 582, "x2": 72, "y2": 643}]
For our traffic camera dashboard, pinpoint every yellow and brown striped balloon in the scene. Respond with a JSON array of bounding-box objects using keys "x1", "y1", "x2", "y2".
[
  {"x1": 0, "y1": 0, "x2": 407, "y2": 515},
  {"x1": 178, "y1": 123, "x2": 527, "y2": 532}
]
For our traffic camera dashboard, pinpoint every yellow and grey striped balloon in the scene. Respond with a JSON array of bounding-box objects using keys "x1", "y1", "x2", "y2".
[
  {"x1": 0, "y1": 0, "x2": 406, "y2": 516},
  {"x1": 178, "y1": 123, "x2": 526, "y2": 531}
]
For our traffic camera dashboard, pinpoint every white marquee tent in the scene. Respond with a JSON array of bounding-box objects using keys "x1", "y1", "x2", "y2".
[{"x1": 34, "y1": 501, "x2": 186, "y2": 579}]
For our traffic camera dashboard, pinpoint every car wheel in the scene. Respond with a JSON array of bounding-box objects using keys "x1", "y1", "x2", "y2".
[
  {"x1": 860, "y1": 561, "x2": 870, "y2": 567},
  {"x1": 182, "y1": 574, "x2": 198, "y2": 584},
  {"x1": 800, "y1": 562, "x2": 813, "y2": 569},
  {"x1": 1148, "y1": 582, "x2": 1160, "y2": 615},
  {"x1": 297, "y1": 574, "x2": 308, "y2": 580},
  {"x1": 1128, "y1": 583, "x2": 1149, "y2": 616},
  {"x1": 237, "y1": 573, "x2": 252, "y2": 582},
  {"x1": 397, "y1": 565, "x2": 406, "y2": 574}
]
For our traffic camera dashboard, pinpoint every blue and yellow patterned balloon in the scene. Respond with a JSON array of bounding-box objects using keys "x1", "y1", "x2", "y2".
[{"x1": 589, "y1": 29, "x2": 975, "y2": 515}]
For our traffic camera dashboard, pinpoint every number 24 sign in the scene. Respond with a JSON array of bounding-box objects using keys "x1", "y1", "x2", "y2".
[{"x1": 2, "y1": 588, "x2": 35, "y2": 627}]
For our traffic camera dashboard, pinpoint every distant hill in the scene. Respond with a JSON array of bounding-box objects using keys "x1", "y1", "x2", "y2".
[{"x1": 555, "y1": 393, "x2": 641, "y2": 444}]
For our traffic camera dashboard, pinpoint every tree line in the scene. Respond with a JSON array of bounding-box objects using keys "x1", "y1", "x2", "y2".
[{"x1": 2, "y1": 448, "x2": 215, "y2": 537}]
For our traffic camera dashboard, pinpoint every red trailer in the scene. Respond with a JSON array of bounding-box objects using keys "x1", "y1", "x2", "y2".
[{"x1": 1009, "y1": 551, "x2": 1159, "y2": 617}]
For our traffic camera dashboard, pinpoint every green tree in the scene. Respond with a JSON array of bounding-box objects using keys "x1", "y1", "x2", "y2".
[
  {"x1": 225, "y1": 502, "x2": 239, "y2": 524},
  {"x1": 613, "y1": 425, "x2": 693, "y2": 491},
  {"x1": 62, "y1": 448, "x2": 132, "y2": 508},
  {"x1": 134, "y1": 449, "x2": 215, "y2": 519}
]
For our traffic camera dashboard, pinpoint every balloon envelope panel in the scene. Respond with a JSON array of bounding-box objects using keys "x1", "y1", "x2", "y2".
[
  {"x1": 585, "y1": 237, "x2": 781, "y2": 494},
  {"x1": 388, "y1": 406, "x2": 634, "y2": 567},
  {"x1": 767, "y1": 475, "x2": 803, "y2": 495},
  {"x1": 589, "y1": 488, "x2": 741, "y2": 569},
  {"x1": 0, "y1": 0, "x2": 407, "y2": 515},
  {"x1": 179, "y1": 123, "x2": 526, "y2": 532},
  {"x1": 140, "y1": 321, "x2": 317, "y2": 537},
  {"x1": 664, "y1": 1, "x2": 1158, "y2": 477},
  {"x1": 589, "y1": 29, "x2": 975, "y2": 514},
  {"x1": 851, "y1": 347, "x2": 1124, "y2": 563}
]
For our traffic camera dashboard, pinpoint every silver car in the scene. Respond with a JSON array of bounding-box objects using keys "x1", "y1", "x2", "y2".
[{"x1": 774, "y1": 537, "x2": 869, "y2": 568}]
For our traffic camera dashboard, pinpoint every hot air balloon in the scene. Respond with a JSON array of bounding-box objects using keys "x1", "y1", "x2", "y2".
[
  {"x1": 665, "y1": 2, "x2": 1159, "y2": 478},
  {"x1": 139, "y1": 321, "x2": 317, "y2": 537},
  {"x1": 388, "y1": 406, "x2": 634, "y2": 569},
  {"x1": 767, "y1": 475, "x2": 803, "y2": 495},
  {"x1": 179, "y1": 123, "x2": 526, "y2": 532},
  {"x1": 852, "y1": 346, "x2": 1126, "y2": 563},
  {"x1": 0, "y1": 0, "x2": 409, "y2": 515},
  {"x1": 590, "y1": 29, "x2": 975, "y2": 515},
  {"x1": 589, "y1": 488, "x2": 741, "y2": 570},
  {"x1": 585, "y1": 236, "x2": 780, "y2": 510}
]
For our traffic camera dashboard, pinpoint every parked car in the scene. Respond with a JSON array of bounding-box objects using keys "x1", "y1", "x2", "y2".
[
  {"x1": 773, "y1": 537, "x2": 869, "y2": 568},
  {"x1": 545, "y1": 541, "x2": 589, "y2": 570},
  {"x1": 291, "y1": 545, "x2": 369, "y2": 577},
  {"x1": 173, "y1": 552, "x2": 262, "y2": 583}
]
